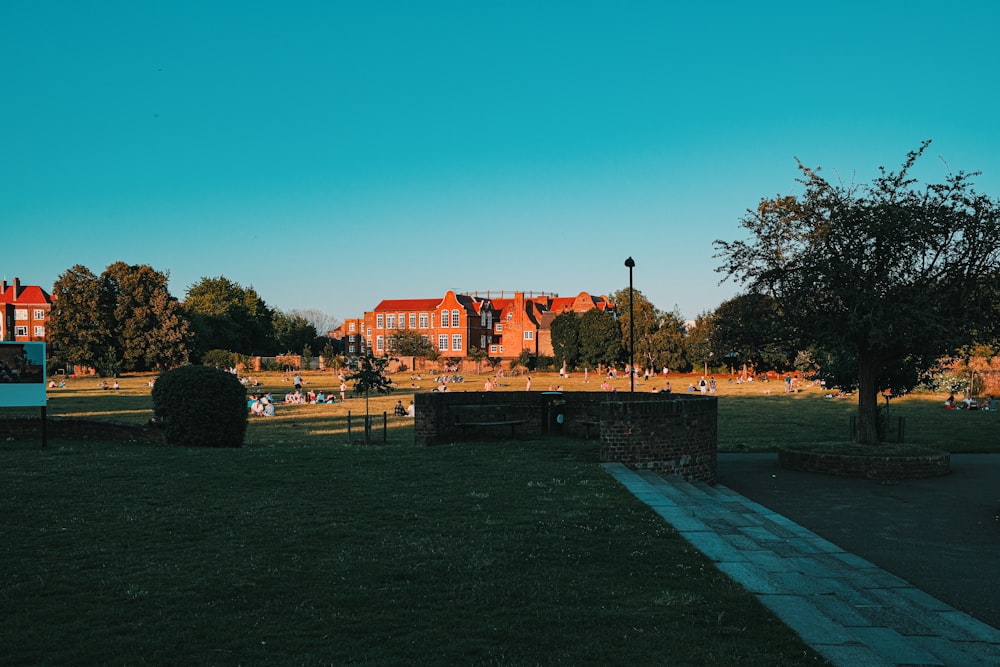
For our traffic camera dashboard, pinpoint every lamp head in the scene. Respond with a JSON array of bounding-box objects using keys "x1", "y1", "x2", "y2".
[{"x1": 624, "y1": 257, "x2": 635, "y2": 268}]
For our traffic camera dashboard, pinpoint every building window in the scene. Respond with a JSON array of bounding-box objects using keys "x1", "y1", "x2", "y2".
[
  {"x1": 490, "y1": 345, "x2": 498, "y2": 353},
  {"x1": 15, "y1": 309, "x2": 27, "y2": 321},
  {"x1": 376, "y1": 335, "x2": 384, "y2": 352},
  {"x1": 499, "y1": 345, "x2": 505, "y2": 353},
  {"x1": 437, "y1": 334, "x2": 448, "y2": 351},
  {"x1": 34, "y1": 309, "x2": 45, "y2": 320},
  {"x1": 376, "y1": 314, "x2": 384, "y2": 329},
  {"x1": 34, "y1": 326, "x2": 45, "y2": 337},
  {"x1": 451, "y1": 309, "x2": 460, "y2": 327},
  {"x1": 480, "y1": 335, "x2": 487, "y2": 349},
  {"x1": 507, "y1": 311, "x2": 513, "y2": 320},
  {"x1": 366, "y1": 327, "x2": 372, "y2": 338},
  {"x1": 349, "y1": 345, "x2": 356, "y2": 353},
  {"x1": 441, "y1": 310, "x2": 449, "y2": 328},
  {"x1": 495, "y1": 323, "x2": 503, "y2": 332},
  {"x1": 451, "y1": 334, "x2": 462, "y2": 351},
  {"x1": 398, "y1": 313, "x2": 405, "y2": 329},
  {"x1": 386, "y1": 314, "x2": 395, "y2": 329},
  {"x1": 14, "y1": 326, "x2": 27, "y2": 336},
  {"x1": 524, "y1": 331, "x2": 534, "y2": 340},
  {"x1": 349, "y1": 322, "x2": 356, "y2": 332},
  {"x1": 419, "y1": 313, "x2": 428, "y2": 328},
  {"x1": 421, "y1": 334, "x2": 429, "y2": 345},
  {"x1": 409, "y1": 313, "x2": 416, "y2": 328},
  {"x1": 349, "y1": 335, "x2": 356, "y2": 342}
]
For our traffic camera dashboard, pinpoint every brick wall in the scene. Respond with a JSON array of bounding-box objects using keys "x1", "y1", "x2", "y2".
[
  {"x1": 597, "y1": 396, "x2": 717, "y2": 483},
  {"x1": 414, "y1": 391, "x2": 718, "y2": 483},
  {"x1": 0, "y1": 417, "x2": 165, "y2": 444}
]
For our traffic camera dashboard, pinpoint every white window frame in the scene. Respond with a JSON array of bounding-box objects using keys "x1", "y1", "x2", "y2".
[
  {"x1": 495, "y1": 323, "x2": 503, "y2": 332},
  {"x1": 441, "y1": 310, "x2": 450, "y2": 328},
  {"x1": 386, "y1": 314, "x2": 395, "y2": 329},
  {"x1": 409, "y1": 313, "x2": 417, "y2": 328},
  {"x1": 15, "y1": 309, "x2": 27, "y2": 321},
  {"x1": 419, "y1": 313, "x2": 428, "y2": 328},
  {"x1": 398, "y1": 313, "x2": 405, "y2": 329},
  {"x1": 376, "y1": 314, "x2": 384, "y2": 329},
  {"x1": 451, "y1": 334, "x2": 462, "y2": 351},
  {"x1": 490, "y1": 345, "x2": 498, "y2": 353},
  {"x1": 524, "y1": 330, "x2": 534, "y2": 340},
  {"x1": 14, "y1": 326, "x2": 28, "y2": 336},
  {"x1": 34, "y1": 309, "x2": 45, "y2": 320},
  {"x1": 34, "y1": 325, "x2": 45, "y2": 337},
  {"x1": 349, "y1": 322, "x2": 356, "y2": 332},
  {"x1": 437, "y1": 334, "x2": 448, "y2": 351},
  {"x1": 451, "y1": 309, "x2": 460, "y2": 327},
  {"x1": 376, "y1": 335, "x2": 384, "y2": 351}
]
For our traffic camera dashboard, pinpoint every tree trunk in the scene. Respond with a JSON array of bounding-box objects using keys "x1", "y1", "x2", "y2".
[{"x1": 856, "y1": 353, "x2": 881, "y2": 445}]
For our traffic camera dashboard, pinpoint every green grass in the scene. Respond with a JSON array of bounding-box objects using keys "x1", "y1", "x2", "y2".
[
  {"x1": 4, "y1": 369, "x2": 993, "y2": 664},
  {"x1": 0, "y1": 438, "x2": 824, "y2": 665}
]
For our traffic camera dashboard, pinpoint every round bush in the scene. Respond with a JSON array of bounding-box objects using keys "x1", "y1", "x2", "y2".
[{"x1": 151, "y1": 365, "x2": 247, "y2": 447}]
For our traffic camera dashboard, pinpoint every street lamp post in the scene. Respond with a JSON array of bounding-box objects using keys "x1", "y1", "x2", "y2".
[{"x1": 624, "y1": 257, "x2": 635, "y2": 393}]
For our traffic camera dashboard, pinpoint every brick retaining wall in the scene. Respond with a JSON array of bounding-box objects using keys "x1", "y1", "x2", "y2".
[
  {"x1": 0, "y1": 417, "x2": 165, "y2": 444},
  {"x1": 414, "y1": 391, "x2": 718, "y2": 483}
]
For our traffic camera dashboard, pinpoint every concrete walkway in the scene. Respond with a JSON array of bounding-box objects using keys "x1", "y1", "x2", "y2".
[{"x1": 603, "y1": 462, "x2": 1000, "y2": 666}]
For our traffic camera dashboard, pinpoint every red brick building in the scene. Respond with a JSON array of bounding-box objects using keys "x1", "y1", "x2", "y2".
[
  {"x1": 356, "y1": 289, "x2": 615, "y2": 362},
  {"x1": 0, "y1": 278, "x2": 52, "y2": 342}
]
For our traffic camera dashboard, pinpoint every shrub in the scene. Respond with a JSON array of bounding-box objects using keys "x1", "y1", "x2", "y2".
[{"x1": 151, "y1": 365, "x2": 247, "y2": 447}]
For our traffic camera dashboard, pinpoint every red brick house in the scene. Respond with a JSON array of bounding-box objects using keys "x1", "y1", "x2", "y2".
[{"x1": 0, "y1": 278, "x2": 52, "y2": 342}]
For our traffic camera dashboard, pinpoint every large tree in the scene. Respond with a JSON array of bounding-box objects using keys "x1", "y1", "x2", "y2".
[
  {"x1": 49, "y1": 263, "x2": 190, "y2": 373},
  {"x1": 648, "y1": 309, "x2": 689, "y2": 373},
  {"x1": 715, "y1": 142, "x2": 1000, "y2": 444},
  {"x1": 612, "y1": 288, "x2": 660, "y2": 372},
  {"x1": 273, "y1": 310, "x2": 317, "y2": 354},
  {"x1": 102, "y1": 262, "x2": 192, "y2": 370},
  {"x1": 183, "y1": 277, "x2": 276, "y2": 358},
  {"x1": 550, "y1": 312, "x2": 581, "y2": 370},
  {"x1": 710, "y1": 293, "x2": 794, "y2": 375},
  {"x1": 48, "y1": 265, "x2": 109, "y2": 369},
  {"x1": 578, "y1": 308, "x2": 623, "y2": 369}
]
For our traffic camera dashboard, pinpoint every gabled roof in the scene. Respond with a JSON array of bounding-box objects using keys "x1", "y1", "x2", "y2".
[{"x1": 0, "y1": 283, "x2": 51, "y2": 305}]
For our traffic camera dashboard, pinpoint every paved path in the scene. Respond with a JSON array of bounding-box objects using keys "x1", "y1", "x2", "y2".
[{"x1": 603, "y1": 459, "x2": 1000, "y2": 666}]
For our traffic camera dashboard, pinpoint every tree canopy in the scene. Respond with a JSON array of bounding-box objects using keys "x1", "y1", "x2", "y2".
[
  {"x1": 183, "y1": 277, "x2": 276, "y2": 358},
  {"x1": 715, "y1": 142, "x2": 1000, "y2": 443},
  {"x1": 49, "y1": 263, "x2": 192, "y2": 374}
]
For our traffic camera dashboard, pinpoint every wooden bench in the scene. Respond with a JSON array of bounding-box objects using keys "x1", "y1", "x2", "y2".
[{"x1": 452, "y1": 405, "x2": 527, "y2": 439}]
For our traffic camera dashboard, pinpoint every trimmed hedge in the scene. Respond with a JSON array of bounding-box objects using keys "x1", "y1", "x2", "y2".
[{"x1": 151, "y1": 365, "x2": 247, "y2": 447}]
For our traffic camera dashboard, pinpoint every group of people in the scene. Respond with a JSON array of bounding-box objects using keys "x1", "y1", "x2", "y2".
[
  {"x1": 393, "y1": 400, "x2": 415, "y2": 417},
  {"x1": 945, "y1": 394, "x2": 996, "y2": 411},
  {"x1": 248, "y1": 393, "x2": 276, "y2": 417},
  {"x1": 282, "y1": 388, "x2": 338, "y2": 405}
]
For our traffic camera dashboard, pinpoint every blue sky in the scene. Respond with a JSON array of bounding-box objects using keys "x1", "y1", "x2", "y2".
[{"x1": 5, "y1": 2, "x2": 999, "y2": 323}]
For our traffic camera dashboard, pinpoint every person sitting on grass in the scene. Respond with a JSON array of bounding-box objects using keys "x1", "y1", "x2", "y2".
[{"x1": 394, "y1": 400, "x2": 406, "y2": 416}]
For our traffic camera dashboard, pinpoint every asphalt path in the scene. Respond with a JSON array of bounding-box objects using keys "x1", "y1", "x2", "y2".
[{"x1": 716, "y1": 453, "x2": 1000, "y2": 630}]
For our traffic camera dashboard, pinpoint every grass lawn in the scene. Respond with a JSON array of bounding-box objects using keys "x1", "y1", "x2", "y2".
[{"x1": 3, "y1": 368, "x2": 994, "y2": 664}]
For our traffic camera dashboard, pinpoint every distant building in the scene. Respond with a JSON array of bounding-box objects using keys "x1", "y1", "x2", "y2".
[
  {"x1": 0, "y1": 278, "x2": 52, "y2": 342},
  {"x1": 357, "y1": 289, "x2": 615, "y2": 361}
]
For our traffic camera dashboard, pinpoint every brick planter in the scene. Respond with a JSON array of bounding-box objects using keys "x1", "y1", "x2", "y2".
[{"x1": 778, "y1": 446, "x2": 951, "y2": 479}]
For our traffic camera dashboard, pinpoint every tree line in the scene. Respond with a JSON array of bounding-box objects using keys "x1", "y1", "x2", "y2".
[{"x1": 47, "y1": 265, "x2": 339, "y2": 376}]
